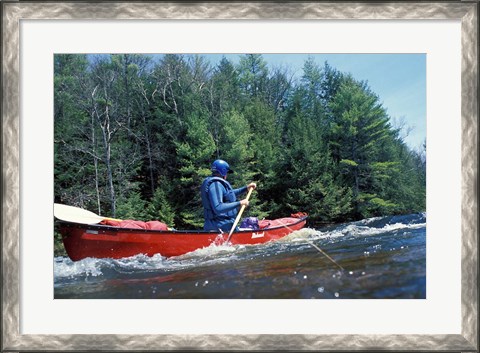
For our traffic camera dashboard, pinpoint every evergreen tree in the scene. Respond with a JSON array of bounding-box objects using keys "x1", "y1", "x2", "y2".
[
  {"x1": 328, "y1": 76, "x2": 400, "y2": 217},
  {"x1": 238, "y1": 54, "x2": 269, "y2": 100},
  {"x1": 242, "y1": 99, "x2": 281, "y2": 218},
  {"x1": 217, "y1": 109, "x2": 259, "y2": 216},
  {"x1": 208, "y1": 57, "x2": 242, "y2": 156},
  {"x1": 175, "y1": 110, "x2": 216, "y2": 228},
  {"x1": 300, "y1": 57, "x2": 324, "y2": 116},
  {"x1": 147, "y1": 185, "x2": 176, "y2": 227},
  {"x1": 282, "y1": 86, "x2": 352, "y2": 222},
  {"x1": 219, "y1": 109, "x2": 254, "y2": 184},
  {"x1": 116, "y1": 192, "x2": 149, "y2": 220}
]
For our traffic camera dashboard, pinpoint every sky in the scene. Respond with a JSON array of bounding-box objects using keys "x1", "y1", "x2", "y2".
[{"x1": 202, "y1": 54, "x2": 426, "y2": 151}]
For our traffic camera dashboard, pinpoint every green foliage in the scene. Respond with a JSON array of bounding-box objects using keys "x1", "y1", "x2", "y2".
[
  {"x1": 282, "y1": 109, "x2": 352, "y2": 222},
  {"x1": 147, "y1": 186, "x2": 175, "y2": 227},
  {"x1": 340, "y1": 159, "x2": 359, "y2": 167},
  {"x1": 327, "y1": 76, "x2": 405, "y2": 218},
  {"x1": 358, "y1": 194, "x2": 399, "y2": 218},
  {"x1": 54, "y1": 54, "x2": 426, "y2": 232},
  {"x1": 116, "y1": 192, "x2": 149, "y2": 221},
  {"x1": 219, "y1": 110, "x2": 254, "y2": 186},
  {"x1": 54, "y1": 230, "x2": 67, "y2": 257},
  {"x1": 238, "y1": 54, "x2": 269, "y2": 99},
  {"x1": 175, "y1": 111, "x2": 216, "y2": 228},
  {"x1": 241, "y1": 100, "x2": 282, "y2": 217}
]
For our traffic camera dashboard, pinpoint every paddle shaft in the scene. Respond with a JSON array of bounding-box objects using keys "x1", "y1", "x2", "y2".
[
  {"x1": 226, "y1": 187, "x2": 254, "y2": 242},
  {"x1": 54, "y1": 203, "x2": 122, "y2": 224}
]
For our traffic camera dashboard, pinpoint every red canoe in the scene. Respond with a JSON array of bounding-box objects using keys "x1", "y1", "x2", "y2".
[{"x1": 58, "y1": 215, "x2": 308, "y2": 261}]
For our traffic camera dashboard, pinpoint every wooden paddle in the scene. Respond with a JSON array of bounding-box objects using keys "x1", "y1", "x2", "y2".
[
  {"x1": 226, "y1": 187, "x2": 254, "y2": 243},
  {"x1": 54, "y1": 203, "x2": 122, "y2": 224}
]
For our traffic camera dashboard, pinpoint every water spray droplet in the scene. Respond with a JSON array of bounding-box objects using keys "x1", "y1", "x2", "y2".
[
  {"x1": 334, "y1": 292, "x2": 340, "y2": 298},
  {"x1": 317, "y1": 287, "x2": 324, "y2": 293},
  {"x1": 303, "y1": 275, "x2": 308, "y2": 279}
]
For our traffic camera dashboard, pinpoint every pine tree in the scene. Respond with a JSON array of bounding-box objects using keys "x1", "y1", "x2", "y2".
[
  {"x1": 328, "y1": 76, "x2": 399, "y2": 217},
  {"x1": 175, "y1": 111, "x2": 216, "y2": 228},
  {"x1": 219, "y1": 109, "x2": 254, "y2": 185},
  {"x1": 282, "y1": 89, "x2": 352, "y2": 222},
  {"x1": 208, "y1": 57, "x2": 242, "y2": 156},
  {"x1": 238, "y1": 54, "x2": 269, "y2": 100},
  {"x1": 147, "y1": 185, "x2": 176, "y2": 227},
  {"x1": 241, "y1": 99, "x2": 281, "y2": 218}
]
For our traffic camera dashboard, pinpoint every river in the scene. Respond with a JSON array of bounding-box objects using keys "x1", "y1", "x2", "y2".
[{"x1": 54, "y1": 213, "x2": 426, "y2": 299}]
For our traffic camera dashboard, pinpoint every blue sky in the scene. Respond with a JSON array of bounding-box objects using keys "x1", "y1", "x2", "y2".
[{"x1": 203, "y1": 54, "x2": 426, "y2": 150}]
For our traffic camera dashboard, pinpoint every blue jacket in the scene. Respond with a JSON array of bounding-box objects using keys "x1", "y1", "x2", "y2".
[{"x1": 201, "y1": 176, "x2": 247, "y2": 232}]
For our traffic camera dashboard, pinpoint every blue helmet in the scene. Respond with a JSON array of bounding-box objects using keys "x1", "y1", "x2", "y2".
[{"x1": 211, "y1": 159, "x2": 233, "y2": 177}]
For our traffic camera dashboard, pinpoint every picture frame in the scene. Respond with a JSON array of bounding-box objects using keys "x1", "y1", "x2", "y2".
[{"x1": 2, "y1": 1, "x2": 477, "y2": 351}]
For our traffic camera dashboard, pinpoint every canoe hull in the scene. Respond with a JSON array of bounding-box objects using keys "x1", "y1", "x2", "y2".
[{"x1": 59, "y1": 217, "x2": 307, "y2": 261}]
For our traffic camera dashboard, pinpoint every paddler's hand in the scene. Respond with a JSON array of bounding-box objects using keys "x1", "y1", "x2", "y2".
[
  {"x1": 247, "y1": 182, "x2": 257, "y2": 190},
  {"x1": 240, "y1": 199, "x2": 250, "y2": 207}
]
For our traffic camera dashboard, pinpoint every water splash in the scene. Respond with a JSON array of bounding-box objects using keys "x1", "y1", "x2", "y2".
[
  {"x1": 331, "y1": 222, "x2": 426, "y2": 238},
  {"x1": 306, "y1": 214, "x2": 425, "y2": 241},
  {"x1": 54, "y1": 256, "x2": 108, "y2": 278},
  {"x1": 177, "y1": 242, "x2": 241, "y2": 260},
  {"x1": 276, "y1": 219, "x2": 425, "y2": 245},
  {"x1": 54, "y1": 242, "x2": 246, "y2": 282}
]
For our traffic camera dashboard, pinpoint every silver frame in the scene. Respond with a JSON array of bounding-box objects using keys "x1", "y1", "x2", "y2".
[{"x1": 2, "y1": 1, "x2": 478, "y2": 351}]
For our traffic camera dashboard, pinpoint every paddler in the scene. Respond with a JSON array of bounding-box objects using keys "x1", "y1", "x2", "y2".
[{"x1": 201, "y1": 159, "x2": 256, "y2": 232}]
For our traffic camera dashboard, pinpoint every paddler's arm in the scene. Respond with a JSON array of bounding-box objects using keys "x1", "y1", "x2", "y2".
[
  {"x1": 209, "y1": 181, "x2": 241, "y2": 214},
  {"x1": 233, "y1": 182, "x2": 257, "y2": 196},
  {"x1": 232, "y1": 185, "x2": 247, "y2": 196}
]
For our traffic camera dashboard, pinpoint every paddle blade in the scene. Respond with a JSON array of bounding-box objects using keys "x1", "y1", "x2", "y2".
[{"x1": 54, "y1": 203, "x2": 111, "y2": 224}]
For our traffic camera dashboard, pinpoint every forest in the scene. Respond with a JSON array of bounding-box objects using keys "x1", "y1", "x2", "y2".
[{"x1": 54, "y1": 54, "x2": 426, "y2": 231}]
